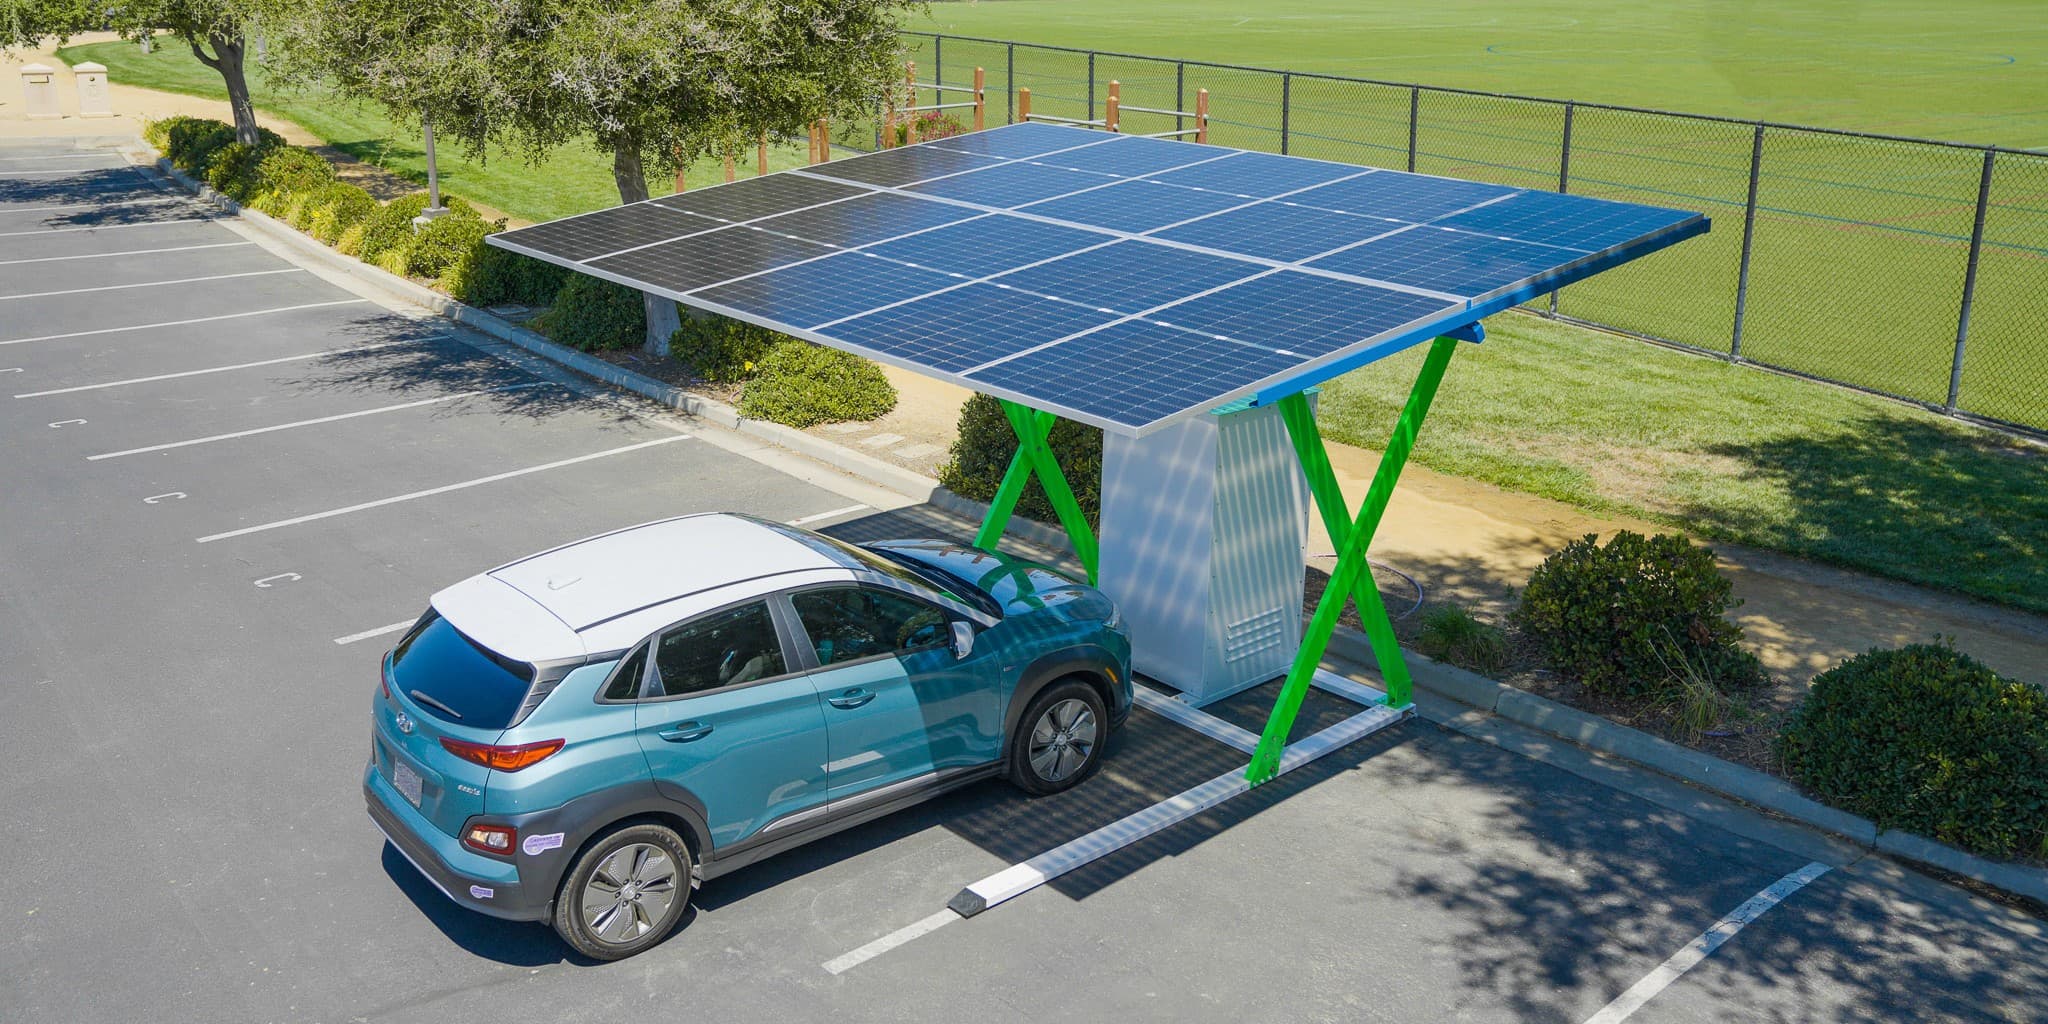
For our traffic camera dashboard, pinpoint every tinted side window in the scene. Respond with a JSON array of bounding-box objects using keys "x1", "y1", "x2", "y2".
[
  {"x1": 602, "y1": 646, "x2": 649, "y2": 701},
  {"x1": 655, "y1": 601, "x2": 786, "y2": 698},
  {"x1": 791, "y1": 587, "x2": 949, "y2": 666}
]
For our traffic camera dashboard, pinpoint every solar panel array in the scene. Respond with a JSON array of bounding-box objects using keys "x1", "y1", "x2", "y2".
[{"x1": 491, "y1": 122, "x2": 1706, "y2": 436}]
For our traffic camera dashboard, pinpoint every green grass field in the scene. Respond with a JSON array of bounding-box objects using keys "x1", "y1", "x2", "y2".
[
  {"x1": 56, "y1": 40, "x2": 817, "y2": 223},
  {"x1": 916, "y1": 0, "x2": 2048, "y2": 145}
]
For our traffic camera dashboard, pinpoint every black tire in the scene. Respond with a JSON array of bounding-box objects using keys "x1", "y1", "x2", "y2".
[
  {"x1": 1006, "y1": 679, "x2": 1109, "y2": 796},
  {"x1": 551, "y1": 823, "x2": 693, "y2": 961}
]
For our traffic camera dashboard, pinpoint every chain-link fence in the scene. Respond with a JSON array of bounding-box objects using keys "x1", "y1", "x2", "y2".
[{"x1": 884, "y1": 33, "x2": 2048, "y2": 436}]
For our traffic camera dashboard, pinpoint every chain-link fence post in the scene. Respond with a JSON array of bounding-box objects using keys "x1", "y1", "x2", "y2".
[
  {"x1": 1006, "y1": 43, "x2": 1015, "y2": 124},
  {"x1": 933, "y1": 36, "x2": 942, "y2": 86},
  {"x1": 1088, "y1": 52, "x2": 1096, "y2": 121},
  {"x1": 1549, "y1": 101, "x2": 1575, "y2": 316},
  {"x1": 1280, "y1": 73, "x2": 1293, "y2": 154},
  {"x1": 1730, "y1": 123, "x2": 1766, "y2": 360},
  {"x1": 1947, "y1": 149, "x2": 1996, "y2": 412},
  {"x1": 1176, "y1": 62, "x2": 1186, "y2": 136},
  {"x1": 1406, "y1": 86, "x2": 1419, "y2": 171}
]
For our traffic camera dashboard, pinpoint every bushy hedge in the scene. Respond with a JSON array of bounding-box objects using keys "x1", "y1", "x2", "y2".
[
  {"x1": 533, "y1": 273, "x2": 648, "y2": 352},
  {"x1": 352, "y1": 193, "x2": 434, "y2": 264},
  {"x1": 1513, "y1": 531, "x2": 1762, "y2": 698},
  {"x1": 302, "y1": 182, "x2": 377, "y2": 245},
  {"x1": 739, "y1": 342, "x2": 896, "y2": 427},
  {"x1": 203, "y1": 140, "x2": 276, "y2": 201},
  {"x1": 407, "y1": 211, "x2": 500, "y2": 281},
  {"x1": 444, "y1": 236, "x2": 569, "y2": 307},
  {"x1": 161, "y1": 116, "x2": 234, "y2": 172},
  {"x1": 939, "y1": 393, "x2": 1103, "y2": 527},
  {"x1": 1779, "y1": 642, "x2": 2048, "y2": 859},
  {"x1": 671, "y1": 314, "x2": 786, "y2": 384},
  {"x1": 247, "y1": 148, "x2": 335, "y2": 214}
]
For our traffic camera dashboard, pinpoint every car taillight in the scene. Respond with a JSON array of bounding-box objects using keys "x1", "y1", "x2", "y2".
[
  {"x1": 462, "y1": 823, "x2": 516, "y2": 856},
  {"x1": 439, "y1": 737, "x2": 565, "y2": 772}
]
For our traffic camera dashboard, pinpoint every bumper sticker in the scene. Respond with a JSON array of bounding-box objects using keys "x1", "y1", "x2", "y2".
[
  {"x1": 522, "y1": 832, "x2": 565, "y2": 856},
  {"x1": 468, "y1": 885, "x2": 494, "y2": 899}
]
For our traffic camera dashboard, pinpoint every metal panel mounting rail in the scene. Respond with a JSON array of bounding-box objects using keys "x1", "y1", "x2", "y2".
[{"x1": 491, "y1": 122, "x2": 1707, "y2": 437}]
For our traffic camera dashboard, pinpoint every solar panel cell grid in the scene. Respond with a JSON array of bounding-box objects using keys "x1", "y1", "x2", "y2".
[
  {"x1": 860, "y1": 215, "x2": 1108, "y2": 278},
  {"x1": 693, "y1": 251, "x2": 962, "y2": 330},
  {"x1": 906, "y1": 161, "x2": 1121, "y2": 208},
  {"x1": 492, "y1": 201, "x2": 719, "y2": 262},
  {"x1": 1017, "y1": 179, "x2": 1251, "y2": 233},
  {"x1": 1151, "y1": 202, "x2": 1410, "y2": 263},
  {"x1": 827, "y1": 283, "x2": 1120, "y2": 373},
  {"x1": 1433, "y1": 189, "x2": 1689, "y2": 252},
  {"x1": 910, "y1": 121, "x2": 1093, "y2": 160},
  {"x1": 994, "y1": 240, "x2": 1267, "y2": 315},
  {"x1": 1140, "y1": 150, "x2": 1364, "y2": 197},
  {"x1": 588, "y1": 225, "x2": 831, "y2": 295},
  {"x1": 965, "y1": 318, "x2": 1307, "y2": 430},
  {"x1": 1305, "y1": 225, "x2": 1589, "y2": 298},
  {"x1": 808, "y1": 144, "x2": 1005, "y2": 188},
  {"x1": 1155, "y1": 271, "x2": 1454, "y2": 359},
  {"x1": 1281, "y1": 172, "x2": 1520, "y2": 223},
  {"x1": 657, "y1": 173, "x2": 871, "y2": 222},
  {"x1": 1021, "y1": 134, "x2": 1233, "y2": 179},
  {"x1": 752, "y1": 191, "x2": 982, "y2": 249}
]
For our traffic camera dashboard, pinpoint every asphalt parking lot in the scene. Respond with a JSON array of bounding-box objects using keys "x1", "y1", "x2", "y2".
[{"x1": 4, "y1": 139, "x2": 2045, "y2": 1023}]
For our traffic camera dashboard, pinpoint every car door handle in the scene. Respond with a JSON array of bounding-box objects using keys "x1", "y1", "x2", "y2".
[
  {"x1": 657, "y1": 720, "x2": 713, "y2": 742},
  {"x1": 827, "y1": 688, "x2": 876, "y2": 710}
]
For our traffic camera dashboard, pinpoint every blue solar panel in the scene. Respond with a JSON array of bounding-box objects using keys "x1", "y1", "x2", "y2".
[
  {"x1": 1152, "y1": 271, "x2": 1450, "y2": 359},
  {"x1": 860, "y1": 215, "x2": 1107, "y2": 277},
  {"x1": 966, "y1": 318, "x2": 1307, "y2": 431},
  {"x1": 1026, "y1": 132, "x2": 1232, "y2": 178},
  {"x1": 1282, "y1": 172, "x2": 1519, "y2": 223},
  {"x1": 1151, "y1": 202, "x2": 1407, "y2": 263},
  {"x1": 827, "y1": 283, "x2": 1121, "y2": 374},
  {"x1": 994, "y1": 240, "x2": 1266, "y2": 314},
  {"x1": 1433, "y1": 189, "x2": 1694, "y2": 252},
  {"x1": 1142, "y1": 151, "x2": 1364, "y2": 197},
  {"x1": 1305, "y1": 225, "x2": 1585, "y2": 298},
  {"x1": 494, "y1": 122, "x2": 1709, "y2": 435},
  {"x1": 693, "y1": 252, "x2": 960, "y2": 329},
  {"x1": 906, "y1": 161, "x2": 1117, "y2": 208},
  {"x1": 1017, "y1": 179, "x2": 1250, "y2": 233}
]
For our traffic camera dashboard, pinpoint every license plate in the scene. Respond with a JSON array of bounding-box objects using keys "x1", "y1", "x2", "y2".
[{"x1": 392, "y1": 761, "x2": 424, "y2": 807}]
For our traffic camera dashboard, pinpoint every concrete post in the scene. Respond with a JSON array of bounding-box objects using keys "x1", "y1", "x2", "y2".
[
  {"x1": 20, "y1": 64, "x2": 60, "y2": 120},
  {"x1": 73, "y1": 63, "x2": 113, "y2": 118}
]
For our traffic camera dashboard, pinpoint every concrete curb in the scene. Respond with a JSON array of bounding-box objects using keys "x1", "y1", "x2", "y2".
[{"x1": 148, "y1": 150, "x2": 2047, "y2": 910}]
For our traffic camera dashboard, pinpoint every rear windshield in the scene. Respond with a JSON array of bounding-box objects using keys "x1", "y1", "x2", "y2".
[{"x1": 389, "y1": 611, "x2": 535, "y2": 729}]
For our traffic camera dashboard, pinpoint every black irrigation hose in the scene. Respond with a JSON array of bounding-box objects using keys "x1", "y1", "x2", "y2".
[{"x1": 1313, "y1": 554, "x2": 1426, "y2": 620}]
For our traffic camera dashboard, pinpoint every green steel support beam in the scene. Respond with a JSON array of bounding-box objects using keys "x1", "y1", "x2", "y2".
[
  {"x1": 972, "y1": 400, "x2": 1100, "y2": 585},
  {"x1": 1247, "y1": 336, "x2": 1460, "y2": 784},
  {"x1": 1274, "y1": 392, "x2": 1414, "y2": 708}
]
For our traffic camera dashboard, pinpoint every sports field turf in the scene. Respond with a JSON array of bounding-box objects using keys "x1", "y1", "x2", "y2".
[{"x1": 916, "y1": 0, "x2": 2048, "y2": 145}]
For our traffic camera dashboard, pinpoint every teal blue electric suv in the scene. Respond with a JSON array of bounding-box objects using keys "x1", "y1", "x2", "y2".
[{"x1": 365, "y1": 513, "x2": 1131, "y2": 960}]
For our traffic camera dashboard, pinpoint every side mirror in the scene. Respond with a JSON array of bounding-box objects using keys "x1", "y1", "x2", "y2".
[{"x1": 950, "y1": 621, "x2": 975, "y2": 659}]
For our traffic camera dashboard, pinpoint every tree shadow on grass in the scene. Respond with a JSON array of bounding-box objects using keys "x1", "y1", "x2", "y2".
[{"x1": 1687, "y1": 410, "x2": 2047, "y2": 614}]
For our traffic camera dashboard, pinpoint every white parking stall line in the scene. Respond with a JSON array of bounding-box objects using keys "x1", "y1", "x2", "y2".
[
  {"x1": 0, "y1": 168, "x2": 125, "y2": 177},
  {"x1": 0, "y1": 299, "x2": 372, "y2": 347},
  {"x1": 0, "y1": 153, "x2": 126, "y2": 162},
  {"x1": 14, "y1": 338, "x2": 432, "y2": 398},
  {"x1": 0, "y1": 217, "x2": 211, "y2": 238},
  {"x1": 822, "y1": 911, "x2": 960, "y2": 976},
  {"x1": 1132, "y1": 685, "x2": 1260, "y2": 754},
  {"x1": 86, "y1": 382, "x2": 553, "y2": 461},
  {"x1": 334, "y1": 620, "x2": 415, "y2": 646},
  {"x1": 0, "y1": 240, "x2": 253, "y2": 267},
  {"x1": 0, "y1": 267, "x2": 302, "y2": 302},
  {"x1": 1582, "y1": 862, "x2": 1832, "y2": 1024},
  {"x1": 195, "y1": 434, "x2": 692, "y2": 543},
  {"x1": 785, "y1": 503, "x2": 870, "y2": 527}
]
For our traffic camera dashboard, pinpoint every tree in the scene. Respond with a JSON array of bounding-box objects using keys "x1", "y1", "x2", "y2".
[
  {"x1": 1, "y1": 1, "x2": 288, "y2": 146},
  {"x1": 282, "y1": 0, "x2": 913, "y2": 352}
]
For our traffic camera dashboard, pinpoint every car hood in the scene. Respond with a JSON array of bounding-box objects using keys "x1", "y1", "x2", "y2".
[{"x1": 868, "y1": 539, "x2": 1099, "y2": 618}]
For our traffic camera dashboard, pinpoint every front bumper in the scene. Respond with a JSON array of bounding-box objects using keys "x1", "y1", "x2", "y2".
[{"x1": 364, "y1": 766, "x2": 550, "y2": 923}]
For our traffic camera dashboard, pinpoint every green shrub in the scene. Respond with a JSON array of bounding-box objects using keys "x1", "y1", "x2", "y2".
[
  {"x1": 444, "y1": 236, "x2": 570, "y2": 307},
  {"x1": 1779, "y1": 641, "x2": 2048, "y2": 859},
  {"x1": 251, "y1": 147, "x2": 334, "y2": 199},
  {"x1": 373, "y1": 245, "x2": 413, "y2": 277},
  {"x1": 203, "y1": 140, "x2": 278, "y2": 201},
  {"x1": 939, "y1": 393, "x2": 1102, "y2": 528},
  {"x1": 354, "y1": 193, "x2": 432, "y2": 263},
  {"x1": 303, "y1": 183, "x2": 377, "y2": 245},
  {"x1": 739, "y1": 342, "x2": 896, "y2": 427},
  {"x1": 334, "y1": 220, "x2": 370, "y2": 258},
  {"x1": 407, "y1": 211, "x2": 498, "y2": 280},
  {"x1": 163, "y1": 117, "x2": 233, "y2": 172},
  {"x1": 533, "y1": 273, "x2": 648, "y2": 352},
  {"x1": 671, "y1": 314, "x2": 787, "y2": 384},
  {"x1": 1415, "y1": 605, "x2": 1511, "y2": 677},
  {"x1": 141, "y1": 114, "x2": 196, "y2": 152},
  {"x1": 1513, "y1": 531, "x2": 1762, "y2": 699}
]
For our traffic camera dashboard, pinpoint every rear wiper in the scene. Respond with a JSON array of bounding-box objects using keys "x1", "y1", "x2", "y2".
[{"x1": 409, "y1": 690, "x2": 463, "y2": 719}]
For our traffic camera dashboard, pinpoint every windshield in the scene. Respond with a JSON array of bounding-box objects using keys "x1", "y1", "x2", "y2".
[
  {"x1": 861, "y1": 545, "x2": 1004, "y2": 619},
  {"x1": 389, "y1": 610, "x2": 536, "y2": 729}
]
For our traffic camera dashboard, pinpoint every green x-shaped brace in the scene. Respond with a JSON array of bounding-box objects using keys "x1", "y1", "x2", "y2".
[
  {"x1": 1246, "y1": 334, "x2": 1460, "y2": 784},
  {"x1": 972, "y1": 400, "x2": 1099, "y2": 585}
]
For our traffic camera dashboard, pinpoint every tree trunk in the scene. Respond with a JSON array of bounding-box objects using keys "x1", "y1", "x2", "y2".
[
  {"x1": 612, "y1": 140, "x2": 681, "y2": 355},
  {"x1": 189, "y1": 33, "x2": 260, "y2": 146}
]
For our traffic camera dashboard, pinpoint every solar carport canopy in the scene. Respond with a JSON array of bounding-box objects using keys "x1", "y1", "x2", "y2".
[{"x1": 489, "y1": 122, "x2": 1707, "y2": 436}]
